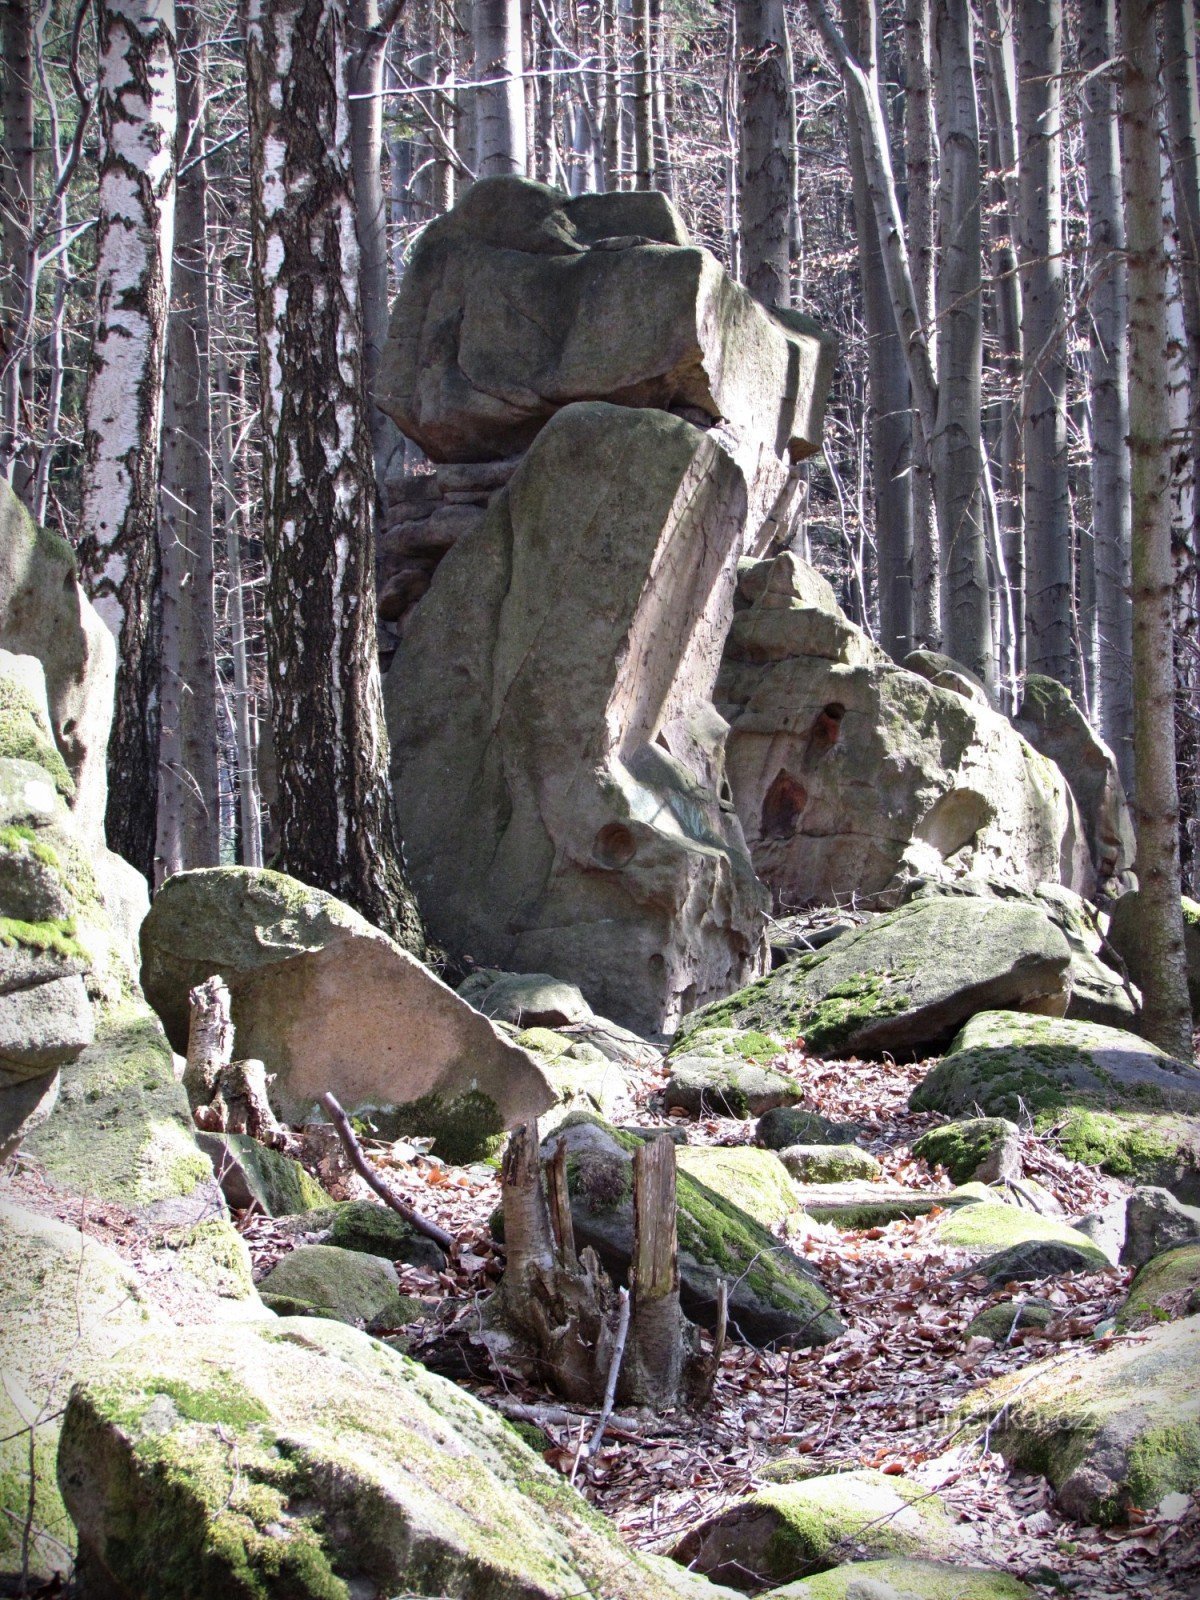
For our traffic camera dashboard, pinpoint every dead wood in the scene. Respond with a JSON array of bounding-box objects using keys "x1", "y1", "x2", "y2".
[{"x1": 319, "y1": 1090, "x2": 456, "y2": 1253}]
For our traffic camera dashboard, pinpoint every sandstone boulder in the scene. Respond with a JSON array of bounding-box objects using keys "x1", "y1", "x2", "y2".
[
  {"x1": 378, "y1": 176, "x2": 835, "y2": 468},
  {"x1": 1116, "y1": 1242, "x2": 1200, "y2": 1329},
  {"x1": 675, "y1": 897, "x2": 1072, "y2": 1059},
  {"x1": 1015, "y1": 674, "x2": 1136, "y2": 887},
  {"x1": 386, "y1": 403, "x2": 772, "y2": 1034},
  {"x1": 257, "y1": 1242, "x2": 417, "y2": 1329},
  {"x1": 459, "y1": 968, "x2": 594, "y2": 1027},
  {"x1": 912, "y1": 1117, "x2": 1022, "y2": 1184},
  {"x1": 1120, "y1": 1187, "x2": 1200, "y2": 1269},
  {"x1": 717, "y1": 554, "x2": 1092, "y2": 906},
  {"x1": 140, "y1": 867, "x2": 555, "y2": 1157}
]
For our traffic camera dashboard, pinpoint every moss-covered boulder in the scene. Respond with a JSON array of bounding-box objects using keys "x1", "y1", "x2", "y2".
[
  {"x1": 965, "y1": 1298, "x2": 1056, "y2": 1343},
  {"x1": 0, "y1": 1199, "x2": 157, "y2": 1581},
  {"x1": 542, "y1": 1116, "x2": 841, "y2": 1346},
  {"x1": 671, "y1": 1471, "x2": 968, "y2": 1587},
  {"x1": 326, "y1": 1198, "x2": 448, "y2": 1269},
  {"x1": 662, "y1": 1041, "x2": 802, "y2": 1120},
  {"x1": 196, "y1": 1129, "x2": 329, "y2": 1217},
  {"x1": 968, "y1": 1239, "x2": 1107, "y2": 1287},
  {"x1": 516, "y1": 1025, "x2": 631, "y2": 1129},
  {"x1": 935, "y1": 1200, "x2": 1108, "y2": 1270},
  {"x1": 962, "y1": 1313, "x2": 1200, "y2": 1523},
  {"x1": 675, "y1": 900, "x2": 1071, "y2": 1060},
  {"x1": 911, "y1": 1012, "x2": 1200, "y2": 1199},
  {"x1": 1117, "y1": 1243, "x2": 1200, "y2": 1330},
  {"x1": 140, "y1": 866, "x2": 554, "y2": 1157},
  {"x1": 58, "y1": 1314, "x2": 733, "y2": 1600},
  {"x1": 257, "y1": 1243, "x2": 417, "y2": 1330},
  {"x1": 912, "y1": 1118, "x2": 1021, "y2": 1185},
  {"x1": 757, "y1": 1107, "x2": 860, "y2": 1149},
  {"x1": 778, "y1": 1145, "x2": 882, "y2": 1183},
  {"x1": 772, "y1": 1558, "x2": 1035, "y2": 1599},
  {"x1": 789, "y1": 1183, "x2": 990, "y2": 1230}
]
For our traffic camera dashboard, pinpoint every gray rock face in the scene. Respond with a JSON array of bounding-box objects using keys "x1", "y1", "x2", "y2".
[
  {"x1": 676, "y1": 897, "x2": 1073, "y2": 1060},
  {"x1": 140, "y1": 867, "x2": 555, "y2": 1149},
  {"x1": 258, "y1": 1243, "x2": 414, "y2": 1330},
  {"x1": 1121, "y1": 1188, "x2": 1200, "y2": 1269},
  {"x1": 969, "y1": 1239, "x2": 1106, "y2": 1287},
  {"x1": 717, "y1": 554, "x2": 1093, "y2": 907},
  {"x1": 386, "y1": 403, "x2": 773, "y2": 1035},
  {"x1": 756, "y1": 1106, "x2": 861, "y2": 1148},
  {"x1": 378, "y1": 176, "x2": 835, "y2": 466},
  {"x1": 458, "y1": 968, "x2": 594, "y2": 1028},
  {"x1": 1015, "y1": 674, "x2": 1136, "y2": 888}
]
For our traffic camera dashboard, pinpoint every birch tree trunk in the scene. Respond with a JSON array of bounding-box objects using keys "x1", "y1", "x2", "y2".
[
  {"x1": 156, "y1": 0, "x2": 218, "y2": 879},
  {"x1": 631, "y1": 0, "x2": 653, "y2": 188},
  {"x1": 0, "y1": 0, "x2": 36, "y2": 500},
  {"x1": 1080, "y1": 0, "x2": 1132, "y2": 784},
  {"x1": 904, "y1": 0, "x2": 939, "y2": 648},
  {"x1": 76, "y1": 0, "x2": 177, "y2": 882},
  {"x1": 932, "y1": 0, "x2": 990, "y2": 687},
  {"x1": 1120, "y1": 0, "x2": 1193, "y2": 1060},
  {"x1": 736, "y1": 0, "x2": 794, "y2": 310},
  {"x1": 243, "y1": 0, "x2": 424, "y2": 950},
  {"x1": 845, "y1": 0, "x2": 912, "y2": 659},
  {"x1": 474, "y1": 0, "x2": 526, "y2": 175},
  {"x1": 1016, "y1": 0, "x2": 1072, "y2": 685}
]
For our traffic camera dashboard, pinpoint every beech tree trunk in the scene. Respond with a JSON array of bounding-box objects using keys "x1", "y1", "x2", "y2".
[
  {"x1": 737, "y1": 0, "x2": 793, "y2": 309},
  {"x1": 903, "y1": 0, "x2": 939, "y2": 648},
  {"x1": 243, "y1": 0, "x2": 424, "y2": 949},
  {"x1": 1016, "y1": 0, "x2": 1071, "y2": 685},
  {"x1": 1120, "y1": 0, "x2": 1193, "y2": 1060},
  {"x1": 932, "y1": 0, "x2": 990, "y2": 686},
  {"x1": 76, "y1": 0, "x2": 177, "y2": 883},
  {"x1": 1080, "y1": 0, "x2": 1132, "y2": 784},
  {"x1": 631, "y1": 0, "x2": 652, "y2": 187},
  {"x1": 157, "y1": 0, "x2": 219, "y2": 880},
  {"x1": 474, "y1": 0, "x2": 526, "y2": 175},
  {"x1": 0, "y1": 0, "x2": 36, "y2": 500}
]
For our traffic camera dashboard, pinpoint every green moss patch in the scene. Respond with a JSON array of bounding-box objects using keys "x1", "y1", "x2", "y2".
[
  {"x1": 0, "y1": 676, "x2": 73, "y2": 796},
  {"x1": 1117, "y1": 1243, "x2": 1200, "y2": 1330},
  {"x1": 913, "y1": 1118, "x2": 1017, "y2": 1184},
  {"x1": 934, "y1": 1201, "x2": 1108, "y2": 1267},
  {"x1": 0, "y1": 912, "x2": 84, "y2": 963},
  {"x1": 777, "y1": 1557, "x2": 1035, "y2": 1599},
  {"x1": 354, "y1": 1089, "x2": 503, "y2": 1165}
]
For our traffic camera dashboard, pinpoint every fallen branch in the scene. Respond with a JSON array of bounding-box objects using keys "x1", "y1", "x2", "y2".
[
  {"x1": 319, "y1": 1091, "x2": 455, "y2": 1254},
  {"x1": 581, "y1": 1284, "x2": 631, "y2": 1467}
]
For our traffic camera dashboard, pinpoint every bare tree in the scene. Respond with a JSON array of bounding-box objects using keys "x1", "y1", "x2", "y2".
[
  {"x1": 474, "y1": 0, "x2": 526, "y2": 174},
  {"x1": 904, "y1": 0, "x2": 939, "y2": 648},
  {"x1": 243, "y1": 0, "x2": 424, "y2": 948},
  {"x1": 1120, "y1": 0, "x2": 1193, "y2": 1058},
  {"x1": 736, "y1": 0, "x2": 794, "y2": 309},
  {"x1": 0, "y1": 0, "x2": 36, "y2": 500},
  {"x1": 76, "y1": 0, "x2": 177, "y2": 881}
]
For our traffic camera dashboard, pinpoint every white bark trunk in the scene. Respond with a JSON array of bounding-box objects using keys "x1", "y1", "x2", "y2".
[{"x1": 474, "y1": 0, "x2": 526, "y2": 175}]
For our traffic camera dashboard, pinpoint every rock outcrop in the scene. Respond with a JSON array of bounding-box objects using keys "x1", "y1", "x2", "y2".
[
  {"x1": 717, "y1": 554, "x2": 1093, "y2": 906},
  {"x1": 140, "y1": 866, "x2": 555, "y2": 1157}
]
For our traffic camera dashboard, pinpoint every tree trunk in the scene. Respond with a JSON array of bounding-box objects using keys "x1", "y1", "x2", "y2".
[
  {"x1": 0, "y1": 0, "x2": 36, "y2": 500},
  {"x1": 736, "y1": 0, "x2": 794, "y2": 310},
  {"x1": 157, "y1": 0, "x2": 219, "y2": 881},
  {"x1": 621, "y1": 1134, "x2": 687, "y2": 1408},
  {"x1": 474, "y1": 0, "x2": 526, "y2": 175},
  {"x1": 650, "y1": 0, "x2": 673, "y2": 197},
  {"x1": 903, "y1": 0, "x2": 939, "y2": 648},
  {"x1": 1016, "y1": 0, "x2": 1071, "y2": 685},
  {"x1": 844, "y1": 0, "x2": 912, "y2": 660},
  {"x1": 243, "y1": 0, "x2": 424, "y2": 950},
  {"x1": 600, "y1": 0, "x2": 621, "y2": 188},
  {"x1": 1080, "y1": 0, "x2": 1132, "y2": 785},
  {"x1": 631, "y1": 0, "x2": 652, "y2": 188},
  {"x1": 76, "y1": 0, "x2": 177, "y2": 883},
  {"x1": 932, "y1": 0, "x2": 990, "y2": 686},
  {"x1": 1120, "y1": 0, "x2": 1194, "y2": 1060}
]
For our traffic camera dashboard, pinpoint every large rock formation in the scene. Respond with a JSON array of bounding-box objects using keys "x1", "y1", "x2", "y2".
[{"x1": 717, "y1": 554, "x2": 1093, "y2": 907}]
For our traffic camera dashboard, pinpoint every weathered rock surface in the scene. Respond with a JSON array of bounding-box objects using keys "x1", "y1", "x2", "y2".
[
  {"x1": 1116, "y1": 1242, "x2": 1200, "y2": 1329},
  {"x1": 964, "y1": 1314, "x2": 1200, "y2": 1523},
  {"x1": 1108, "y1": 890, "x2": 1200, "y2": 1018},
  {"x1": 965, "y1": 1298, "x2": 1057, "y2": 1343},
  {"x1": 757, "y1": 1106, "x2": 861, "y2": 1148},
  {"x1": 675, "y1": 898, "x2": 1072, "y2": 1060},
  {"x1": 540, "y1": 1116, "x2": 842, "y2": 1345},
  {"x1": 717, "y1": 554, "x2": 1092, "y2": 908},
  {"x1": 140, "y1": 867, "x2": 553, "y2": 1156},
  {"x1": 459, "y1": 968, "x2": 594, "y2": 1027},
  {"x1": 911, "y1": 1012, "x2": 1200, "y2": 1199},
  {"x1": 58, "y1": 1314, "x2": 729, "y2": 1600},
  {"x1": 1015, "y1": 674, "x2": 1136, "y2": 887},
  {"x1": 1120, "y1": 1187, "x2": 1200, "y2": 1269},
  {"x1": 378, "y1": 176, "x2": 835, "y2": 467},
  {"x1": 327, "y1": 1198, "x2": 447, "y2": 1270},
  {"x1": 912, "y1": 1118, "x2": 1022, "y2": 1185},
  {"x1": 196, "y1": 1129, "x2": 329, "y2": 1216},
  {"x1": 662, "y1": 1026, "x2": 802, "y2": 1118},
  {"x1": 774, "y1": 1558, "x2": 1035, "y2": 1599},
  {"x1": 258, "y1": 1242, "x2": 417, "y2": 1329},
  {"x1": 965, "y1": 1237, "x2": 1109, "y2": 1286},
  {"x1": 672, "y1": 1470, "x2": 969, "y2": 1587},
  {"x1": 386, "y1": 402, "x2": 774, "y2": 1034},
  {"x1": 778, "y1": 1145, "x2": 882, "y2": 1183},
  {"x1": 903, "y1": 649, "x2": 991, "y2": 706}
]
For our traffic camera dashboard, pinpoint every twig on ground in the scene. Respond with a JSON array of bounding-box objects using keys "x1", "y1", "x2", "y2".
[{"x1": 319, "y1": 1091, "x2": 455, "y2": 1254}]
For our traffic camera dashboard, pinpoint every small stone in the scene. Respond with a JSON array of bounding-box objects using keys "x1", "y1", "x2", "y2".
[
  {"x1": 757, "y1": 1105, "x2": 861, "y2": 1148},
  {"x1": 913, "y1": 1118, "x2": 1022, "y2": 1185},
  {"x1": 778, "y1": 1144, "x2": 882, "y2": 1183},
  {"x1": 1121, "y1": 1187, "x2": 1200, "y2": 1269},
  {"x1": 966, "y1": 1299, "x2": 1057, "y2": 1343},
  {"x1": 660, "y1": 1054, "x2": 802, "y2": 1120},
  {"x1": 258, "y1": 1243, "x2": 416, "y2": 1331}
]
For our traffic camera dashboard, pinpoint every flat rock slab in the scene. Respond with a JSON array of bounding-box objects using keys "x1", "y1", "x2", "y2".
[
  {"x1": 379, "y1": 175, "x2": 835, "y2": 465},
  {"x1": 778, "y1": 1145, "x2": 882, "y2": 1183},
  {"x1": 671, "y1": 1470, "x2": 970, "y2": 1588},
  {"x1": 676, "y1": 899, "x2": 1072, "y2": 1060},
  {"x1": 962, "y1": 1313, "x2": 1200, "y2": 1524},
  {"x1": 59, "y1": 1315, "x2": 736, "y2": 1600},
  {"x1": 775, "y1": 1558, "x2": 1035, "y2": 1598},
  {"x1": 140, "y1": 867, "x2": 553, "y2": 1154},
  {"x1": 789, "y1": 1183, "x2": 990, "y2": 1229},
  {"x1": 542, "y1": 1116, "x2": 842, "y2": 1346}
]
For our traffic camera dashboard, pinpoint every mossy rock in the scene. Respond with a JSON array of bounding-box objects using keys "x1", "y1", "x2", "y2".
[
  {"x1": 757, "y1": 1107, "x2": 861, "y2": 1149},
  {"x1": 666, "y1": 1025, "x2": 789, "y2": 1066},
  {"x1": 671, "y1": 1470, "x2": 966, "y2": 1587},
  {"x1": 157, "y1": 1218, "x2": 258, "y2": 1302},
  {"x1": 774, "y1": 1557, "x2": 1035, "y2": 1599},
  {"x1": 327, "y1": 1199, "x2": 447, "y2": 1270},
  {"x1": 791, "y1": 1183, "x2": 991, "y2": 1230},
  {"x1": 258, "y1": 1244, "x2": 418, "y2": 1331},
  {"x1": 545, "y1": 1115, "x2": 842, "y2": 1346},
  {"x1": 1049, "y1": 1107, "x2": 1200, "y2": 1201},
  {"x1": 0, "y1": 1199, "x2": 156, "y2": 1581},
  {"x1": 0, "y1": 651, "x2": 73, "y2": 797},
  {"x1": 368, "y1": 1087, "x2": 506, "y2": 1164},
  {"x1": 1109, "y1": 891, "x2": 1200, "y2": 1016},
  {"x1": 1116, "y1": 1242, "x2": 1200, "y2": 1330},
  {"x1": 662, "y1": 1053, "x2": 802, "y2": 1120},
  {"x1": 935, "y1": 1201, "x2": 1108, "y2": 1269},
  {"x1": 196, "y1": 1130, "x2": 330, "y2": 1218},
  {"x1": 674, "y1": 900, "x2": 1070, "y2": 1060},
  {"x1": 58, "y1": 1315, "x2": 730, "y2": 1600},
  {"x1": 961, "y1": 1313, "x2": 1200, "y2": 1523},
  {"x1": 778, "y1": 1145, "x2": 882, "y2": 1184},
  {"x1": 912, "y1": 1119, "x2": 1020, "y2": 1185},
  {"x1": 966, "y1": 1299, "x2": 1056, "y2": 1343}
]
